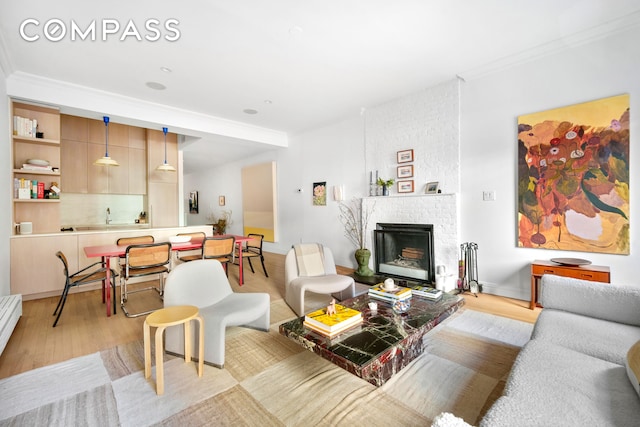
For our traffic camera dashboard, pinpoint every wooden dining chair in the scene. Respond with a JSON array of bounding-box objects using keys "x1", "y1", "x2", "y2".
[
  {"x1": 120, "y1": 242, "x2": 171, "y2": 318},
  {"x1": 203, "y1": 236, "x2": 235, "y2": 276},
  {"x1": 236, "y1": 233, "x2": 268, "y2": 277},
  {"x1": 53, "y1": 251, "x2": 118, "y2": 327},
  {"x1": 175, "y1": 231, "x2": 206, "y2": 262},
  {"x1": 116, "y1": 235, "x2": 154, "y2": 269}
]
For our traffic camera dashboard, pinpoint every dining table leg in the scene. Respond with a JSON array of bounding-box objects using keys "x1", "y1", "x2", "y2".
[
  {"x1": 237, "y1": 242, "x2": 244, "y2": 286},
  {"x1": 105, "y1": 256, "x2": 112, "y2": 317}
]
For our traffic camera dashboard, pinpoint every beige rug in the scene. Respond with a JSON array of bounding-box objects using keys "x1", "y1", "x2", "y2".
[{"x1": 0, "y1": 300, "x2": 532, "y2": 426}]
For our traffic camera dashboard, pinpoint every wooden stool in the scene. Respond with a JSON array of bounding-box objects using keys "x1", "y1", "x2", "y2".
[{"x1": 143, "y1": 305, "x2": 204, "y2": 395}]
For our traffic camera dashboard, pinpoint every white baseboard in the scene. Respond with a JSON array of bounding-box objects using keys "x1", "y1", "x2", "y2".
[{"x1": 479, "y1": 282, "x2": 529, "y2": 301}]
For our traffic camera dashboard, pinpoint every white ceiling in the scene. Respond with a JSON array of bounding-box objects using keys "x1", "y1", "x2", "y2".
[{"x1": 2, "y1": 1, "x2": 640, "y2": 171}]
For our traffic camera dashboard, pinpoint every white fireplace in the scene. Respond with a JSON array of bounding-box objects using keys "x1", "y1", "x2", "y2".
[{"x1": 362, "y1": 194, "x2": 459, "y2": 284}]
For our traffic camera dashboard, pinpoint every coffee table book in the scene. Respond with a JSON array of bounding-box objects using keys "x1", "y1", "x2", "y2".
[
  {"x1": 303, "y1": 318, "x2": 363, "y2": 338},
  {"x1": 409, "y1": 285, "x2": 443, "y2": 300},
  {"x1": 368, "y1": 284, "x2": 412, "y2": 301},
  {"x1": 303, "y1": 304, "x2": 362, "y2": 336}
]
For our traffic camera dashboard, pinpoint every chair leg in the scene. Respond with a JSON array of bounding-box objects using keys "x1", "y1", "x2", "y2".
[
  {"x1": 247, "y1": 257, "x2": 256, "y2": 273},
  {"x1": 52, "y1": 284, "x2": 71, "y2": 327},
  {"x1": 111, "y1": 275, "x2": 117, "y2": 315},
  {"x1": 260, "y1": 255, "x2": 269, "y2": 277}
]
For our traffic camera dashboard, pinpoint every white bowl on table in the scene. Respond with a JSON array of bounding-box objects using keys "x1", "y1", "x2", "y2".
[{"x1": 168, "y1": 235, "x2": 191, "y2": 244}]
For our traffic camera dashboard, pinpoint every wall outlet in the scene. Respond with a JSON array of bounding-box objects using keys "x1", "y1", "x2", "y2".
[{"x1": 482, "y1": 190, "x2": 496, "y2": 201}]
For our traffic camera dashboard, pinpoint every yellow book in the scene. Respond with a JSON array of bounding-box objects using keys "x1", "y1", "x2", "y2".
[
  {"x1": 303, "y1": 318, "x2": 363, "y2": 338},
  {"x1": 304, "y1": 304, "x2": 362, "y2": 333},
  {"x1": 369, "y1": 283, "x2": 412, "y2": 299}
]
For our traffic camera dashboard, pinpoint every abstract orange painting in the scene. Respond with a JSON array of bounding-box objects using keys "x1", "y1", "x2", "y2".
[{"x1": 517, "y1": 94, "x2": 630, "y2": 254}]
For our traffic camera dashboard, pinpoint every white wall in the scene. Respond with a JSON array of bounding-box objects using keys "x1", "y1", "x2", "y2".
[
  {"x1": 460, "y1": 25, "x2": 640, "y2": 300},
  {"x1": 0, "y1": 66, "x2": 9, "y2": 295},
  {"x1": 183, "y1": 114, "x2": 367, "y2": 268}
]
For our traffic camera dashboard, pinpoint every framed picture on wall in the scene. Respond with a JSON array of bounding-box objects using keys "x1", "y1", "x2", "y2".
[
  {"x1": 397, "y1": 180, "x2": 414, "y2": 193},
  {"x1": 397, "y1": 164, "x2": 414, "y2": 179},
  {"x1": 397, "y1": 149, "x2": 414, "y2": 163},
  {"x1": 189, "y1": 191, "x2": 199, "y2": 213},
  {"x1": 425, "y1": 182, "x2": 439, "y2": 194}
]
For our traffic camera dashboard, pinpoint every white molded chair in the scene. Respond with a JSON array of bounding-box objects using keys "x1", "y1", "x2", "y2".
[
  {"x1": 163, "y1": 259, "x2": 270, "y2": 368},
  {"x1": 284, "y1": 243, "x2": 355, "y2": 316}
]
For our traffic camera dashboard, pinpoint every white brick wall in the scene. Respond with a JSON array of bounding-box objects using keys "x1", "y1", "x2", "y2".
[
  {"x1": 362, "y1": 193, "x2": 459, "y2": 281},
  {"x1": 365, "y1": 79, "x2": 460, "y2": 195},
  {"x1": 361, "y1": 78, "x2": 461, "y2": 283}
]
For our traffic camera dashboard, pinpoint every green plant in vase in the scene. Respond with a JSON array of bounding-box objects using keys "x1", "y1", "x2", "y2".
[
  {"x1": 338, "y1": 198, "x2": 375, "y2": 276},
  {"x1": 377, "y1": 177, "x2": 394, "y2": 196}
]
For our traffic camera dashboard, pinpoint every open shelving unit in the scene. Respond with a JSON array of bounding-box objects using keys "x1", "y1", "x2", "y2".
[{"x1": 11, "y1": 100, "x2": 61, "y2": 234}]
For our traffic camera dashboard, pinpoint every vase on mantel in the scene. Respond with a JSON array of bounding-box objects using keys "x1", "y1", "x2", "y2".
[
  {"x1": 355, "y1": 248, "x2": 374, "y2": 276},
  {"x1": 381, "y1": 185, "x2": 389, "y2": 196}
]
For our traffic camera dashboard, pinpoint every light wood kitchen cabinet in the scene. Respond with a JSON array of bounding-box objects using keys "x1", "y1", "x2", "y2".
[
  {"x1": 148, "y1": 182, "x2": 178, "y2": 227},
  {"x1": 147, "y1": 129, "x2": 178, "y2": 184},
  {"x1": 10, "y1": 234, "x2": 77, "y2": 297},
  {"x1": 62, "y1": 116, "x2": 146, "y2": 195},
  {"x1": 12, "y1": 101, "x2": 61, "y2": 234},
  {"x1": 60, "y1": 139, "x2": 88, "y2": 193},
  {"x1": 147, "y1": 128, "x2": 178, "y2": 226},
  {"x1": 87, "y1": 143, "x2": 130, "y2": 194},
  {"x1": 128, "y1": 126, "x2": 146, "y2": 149},
  {"x1": 88, "y1": 118, "x2": 128, "y2": 147},
  {"x1": 60, "y1": 114, "x2": 88, "y2": 142},
  {"x1": 129, "y1": 148, "x2": 147, "y2": 194}
]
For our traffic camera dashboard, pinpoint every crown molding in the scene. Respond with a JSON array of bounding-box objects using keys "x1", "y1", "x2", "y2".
[{"x1": 458, "y1": 11, "x2": 640, "y2": 82}]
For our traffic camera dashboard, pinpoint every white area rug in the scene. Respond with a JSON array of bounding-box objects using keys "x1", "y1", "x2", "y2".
[{"x1": 0, "y1": 306, "x2": 533, "y2": 426}]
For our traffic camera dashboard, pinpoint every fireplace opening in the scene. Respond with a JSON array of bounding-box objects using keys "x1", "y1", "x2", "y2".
[{"x1": 374, "y1": 223, "x2": 435, "y2": 284}]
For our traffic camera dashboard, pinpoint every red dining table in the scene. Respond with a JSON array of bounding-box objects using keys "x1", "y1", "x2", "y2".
[{"x1": 84, "y1": 234, "x2": 252, "y2": 317}]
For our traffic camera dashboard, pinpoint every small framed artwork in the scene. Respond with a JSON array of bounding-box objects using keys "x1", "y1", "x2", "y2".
[
  {"x1": 397, "y1": 149, "x2": 414, "y2": 163},
  {"x1": 313, "y1": 181, "x2": 327, "y2": 206},
  {"x1": 397, "y1": 164, "x2": 414, "y2": 179},
  {"x1": 218, "y1": 195, "x2": 226, "y2": 206},
  {"x1": 189, "y1": 191, "x2": 199, "y2": 213},
  {"x1": 425, "y1": 181, "x2": 440, "y2": 194},
  {"x1": 397, "y1": 180, "x2": 414, "y2": 193}
]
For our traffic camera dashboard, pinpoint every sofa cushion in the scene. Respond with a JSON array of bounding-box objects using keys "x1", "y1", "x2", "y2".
[
  {"x1": 540, "y1": 275, "x2": 640, "y2": 326},
  {"x1": 531, "y1": 309, "x2": 640, "y2": 365},
  {"x1": 481, "y1": 339, "x2": 640, "y2": 427},
  {"x1": 626, "y1": 340, "x2": 640, "y2": 398}
]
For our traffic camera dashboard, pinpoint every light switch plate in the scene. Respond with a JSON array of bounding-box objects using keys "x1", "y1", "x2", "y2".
[{"x1": 482, "y1": 190, "x2": 496, "y2": 201}]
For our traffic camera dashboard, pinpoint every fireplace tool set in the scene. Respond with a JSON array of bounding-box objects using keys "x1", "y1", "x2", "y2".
[{"x1": 458, "y1": 242, "x2": 480, "y2": 296}]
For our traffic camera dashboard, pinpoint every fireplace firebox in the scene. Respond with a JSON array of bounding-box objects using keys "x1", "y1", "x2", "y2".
[{"x1": 374, "y1": 223, "x2": 435, "y2": 284}]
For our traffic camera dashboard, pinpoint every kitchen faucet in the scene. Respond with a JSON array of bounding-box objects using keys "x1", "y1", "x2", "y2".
[{"x1": 106, "y1": 207, "x2": 111, "y2": 224}]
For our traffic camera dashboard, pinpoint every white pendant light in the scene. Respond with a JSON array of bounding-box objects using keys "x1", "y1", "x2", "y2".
[
  {"x1": 157, "y1": 126, "x2": 176, "y2": 172},
  {"x1": 94, "y1": 116, "x2": 120, "y2": 166}
]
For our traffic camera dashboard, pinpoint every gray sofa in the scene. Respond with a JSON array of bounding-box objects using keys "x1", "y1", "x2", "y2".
[{"x1": 481, "y1": 274, "x2": 640, "y2": 426}]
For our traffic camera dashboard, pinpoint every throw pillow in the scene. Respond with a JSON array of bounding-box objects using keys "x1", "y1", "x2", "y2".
[{"x1": 626, "y1": 340, "x2": 640, "y2": 397}]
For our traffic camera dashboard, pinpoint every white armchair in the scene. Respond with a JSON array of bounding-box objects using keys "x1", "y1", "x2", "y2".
[
  {"x1": 284, "y1": 243, "x2": 355, "y2": 316},
  {"x1": 163, "y1": 259, "x2": 270, "y2": 368}
]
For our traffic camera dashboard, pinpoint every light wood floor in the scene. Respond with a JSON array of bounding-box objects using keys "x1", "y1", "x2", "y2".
[{"x1": 0, "y1": 252, "x2": 540, "y2": 379}]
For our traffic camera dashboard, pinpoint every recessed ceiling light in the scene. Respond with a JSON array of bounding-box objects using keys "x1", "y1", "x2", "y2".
[
  {"x1": 160, "y1": 67, "x2": 172, "y2": 73},
  {"x1": 146, "y1": 81, "x2": 166, "y2": 90},
  {"x1": 264, "y1": 99, "x2": 273, "y2": 104},
  {"x1": 243, "y1": 108, "x2": 258, "y2": 115}
]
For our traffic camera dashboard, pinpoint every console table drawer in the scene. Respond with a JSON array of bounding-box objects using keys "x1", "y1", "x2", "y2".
[
  {"x1": 530, "y1": 260, "x2": 610, "y2": 310},
  {"x1": 531, "y1": 265, "x2": 610, "y2": 282}
]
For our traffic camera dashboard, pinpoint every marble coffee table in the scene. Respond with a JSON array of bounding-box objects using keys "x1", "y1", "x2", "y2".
[{"x1": 279, "y1": 292, "x2": 464, "y2": 386}]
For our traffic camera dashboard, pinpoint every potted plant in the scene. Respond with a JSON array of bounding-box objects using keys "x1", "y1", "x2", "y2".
[
  {"x1": 377, "y1": 177, "x2": 394, "y2": 196},
  {"x1": 207, "y1": 209, "x2": 233, "y2": 234},
  {"x1": 338, "y1": 198, "x2": 375, "y2": 276}
]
